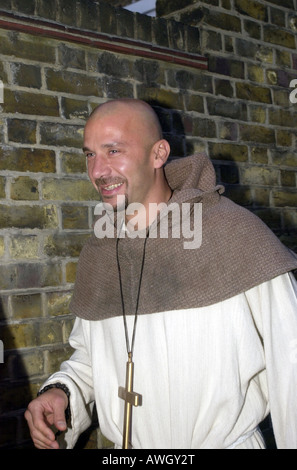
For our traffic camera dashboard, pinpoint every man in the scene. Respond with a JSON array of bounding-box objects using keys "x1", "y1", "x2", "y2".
[{"x1": 25, "y1": 99, "x2": 297, "y2": 449}]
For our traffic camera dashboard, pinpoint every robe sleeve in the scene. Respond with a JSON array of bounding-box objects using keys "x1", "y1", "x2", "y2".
[
  {"x1": 40, "y1": 317, "x2": 95, "y2": 448},
  {"x1": 245, "y1": 272, "x2": 297, "y2": 449}
]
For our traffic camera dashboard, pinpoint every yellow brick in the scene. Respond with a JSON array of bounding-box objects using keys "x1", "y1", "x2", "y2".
[
  {"x1": 60, "y1": 151, "x2": 87, "y2": 174},
  {"x1": 281, "y1": 170, "x2": 296, "y2": 187},
  {"x1": 267, "y1": 70, "x2": 278, "y2": 85},
  {"x1": 0, "y1": 176, "x2": 5, "y2": 199},
  {"x1": 10, "y1": 176, "x2": 39, "y2": 201},
  {"x1": 38, "y1": 320, "x2": 63, "y2": 345},
  {"x1": 255, "y1": 47, "x2": 273, "y2": 64},
  {"x1": 43, "y1": 204, "x2": 59, "y2": 229},
  {"x1": 239, "y1": 124, "x2": 275, "y2": 144},
  {"x1": 251, "y1": 147, "x2": 268, "y2": 164},
  {"x1": 62, "y1": 205, "x2": 89, "y2": 229},
  {"x1": 0, "y1": 30, "x2": 56, "y2": 63},
  {"x1": 44, "y1": 233, "x2": 90, "y2": 257},
  {"x1": 236, "y1": 82, "x2": 271, "y2": 104},
  {"x1": 3, "y1": 89, "x2": 59, "y2": 117},
  {"x1": 234, "y1": 0, "x2": 267, "y2": 21},
  {"x1": 273, "y1": 190, "x2": 297, "y2": 207},
  {"x1": 249, "y1": 105, "x2": 266, "y2": 124},
  {"x1": 209, "y1": 142, "x2": 248, "y2": 162},
  {"x1": 1, "y1": 323, "x2": 37, "y2": 350},
  {"x1": 264, "y1": 25, "x2": 295, "y2": 49},
  {"x1": 272, "y1": 151, "x2": 297, "y2": 167},
  {"x1": 47, "y1": 291, "x2": 72, "y2": 317},
  {"x1": 137, "y1": 86, "x2": 184, "y2": 110},
  {"x1": 276, "y1": 49, "x2": 291, "y2": 68},
  {"x1": 66, "y1": 261, "x2": 78, "y2": 283},
  {"x1": 11, "y1": 293, "x2": 42, "y2": 320},
  {"x1": 46, "y1": 345, "x2": 73, "y2": 373},
  {"x1": 9, "y1": 235, "x2": 39, "y2": 260},
  {"x1": 0, "y1": 147, "x2": 56, "y2": 173},
  {"x1": 241, "y1": 166, "x2": 278, "y2": 186},
  {"x1": 247, "y1": 64, "x2": 265, "y2": 83},
  {"x1": 0, "y1": 204, "x2": 58, "y2": 230},
  {"x1": 42, "y1": 178, "x2": 99, "y2": 201},
  {"x1": 276, "y1": 130, "x2": 293, "y2": 147}
]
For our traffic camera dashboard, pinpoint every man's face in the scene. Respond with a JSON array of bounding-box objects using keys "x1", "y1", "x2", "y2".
[{"x1": 83, "y1": 109, "x2": 157, "y2": 211}]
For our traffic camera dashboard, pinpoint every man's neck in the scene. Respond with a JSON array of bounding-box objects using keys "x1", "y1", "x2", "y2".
[{"x1": 125, "y1": 182, "x2": 173, "y2": 233}]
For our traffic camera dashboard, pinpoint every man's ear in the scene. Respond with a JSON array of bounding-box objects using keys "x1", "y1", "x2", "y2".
[{"x1": 152, "y1": 139, "x2": 171, "y2": 168}]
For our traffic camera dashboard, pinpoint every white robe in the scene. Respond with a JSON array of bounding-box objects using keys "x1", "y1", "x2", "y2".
[{"x1": 43, "y1": 272, "x2": 297, "y2": 449}]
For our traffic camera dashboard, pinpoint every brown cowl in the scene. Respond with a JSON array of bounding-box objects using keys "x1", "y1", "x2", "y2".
[{"x1": 70, "y1": 154, "x2": 297, "y2": 321}]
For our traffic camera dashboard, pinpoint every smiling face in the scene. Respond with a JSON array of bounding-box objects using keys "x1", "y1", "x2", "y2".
[{"x1": 83, "y1": 100, "x2": 171, "y2": 216}]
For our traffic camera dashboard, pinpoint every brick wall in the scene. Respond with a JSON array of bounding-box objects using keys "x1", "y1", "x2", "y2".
[
  {"x1": 157, "y1": 0, "x2": 297, "y2": 251},
  {"x1": 0, "y1": 0, "x2": 296, "y2": 449}
]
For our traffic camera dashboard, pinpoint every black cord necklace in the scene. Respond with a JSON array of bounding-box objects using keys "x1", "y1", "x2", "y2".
[
  {"x1": 116, "y1": 230, "x2": 149, "y2": 449},
  {"x1": 116, "y1": 232, "x2": 149, "y2": 358}
]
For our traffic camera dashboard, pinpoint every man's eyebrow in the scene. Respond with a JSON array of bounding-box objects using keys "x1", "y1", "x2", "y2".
[
  {"x1": 82, "y1": 142, "x2": 127, "y2": 152},
  {"x1": 101, "y1": 141, "x2": 127, "y2": 148}
]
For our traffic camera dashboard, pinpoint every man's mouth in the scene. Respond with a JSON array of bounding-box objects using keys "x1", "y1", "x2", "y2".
[
  {"x1": 96, "y1": 178, "x2": 126, "y2": 197},
  {"x1": 104, "y1": 182, "x2": 123, "y2": 191}
]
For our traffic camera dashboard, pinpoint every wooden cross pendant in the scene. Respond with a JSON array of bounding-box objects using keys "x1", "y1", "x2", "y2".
[{"x1": 118, "y1": 353, "x2": 142, "y2": 449}]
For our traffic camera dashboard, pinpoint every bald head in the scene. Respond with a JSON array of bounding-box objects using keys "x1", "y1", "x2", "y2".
[
  {"x1": 88, "y1": 99, "x2": 163, "y2": 145},
  {"x1": 83, "y1": 98, "x2": 172, "y2": 219}
]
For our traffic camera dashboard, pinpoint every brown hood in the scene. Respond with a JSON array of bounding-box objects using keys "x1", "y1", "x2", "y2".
[
  {"x1": 165, "y1": 153, "x2": 222, "y2": 195},
  {"x1": 70, "y1": 154, "x2": 297, "y2": 321}
]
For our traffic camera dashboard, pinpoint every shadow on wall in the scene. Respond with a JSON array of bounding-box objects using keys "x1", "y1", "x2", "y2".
[
  {"x1": 147, "y1": 99, "x2": 194, "y2": 160},
  {"x1": 0, "y1": 296, "x2": 35, "y2": 448}
]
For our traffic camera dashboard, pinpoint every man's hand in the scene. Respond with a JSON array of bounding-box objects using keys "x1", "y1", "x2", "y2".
[{"x1": 25, "y1": 388, "x2": 69, "y2": 449}]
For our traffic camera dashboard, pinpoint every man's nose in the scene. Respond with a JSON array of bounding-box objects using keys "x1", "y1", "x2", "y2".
[{"x1": 89, "y1": 154, "x2": 111, "y2": 180}]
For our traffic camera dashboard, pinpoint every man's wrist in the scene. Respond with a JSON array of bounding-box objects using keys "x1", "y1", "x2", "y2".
[{"x1": 38, "y1": 382, "x2": 71, "y2": 421}]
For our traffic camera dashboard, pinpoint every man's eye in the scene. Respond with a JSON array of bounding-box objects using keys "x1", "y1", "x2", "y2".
[
  {"x1": 85, "y1": 152, "x2": 95, "y2": 158},
  {"x1": 109, "y1": 149, "x2": 119, "y2": 155}
]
